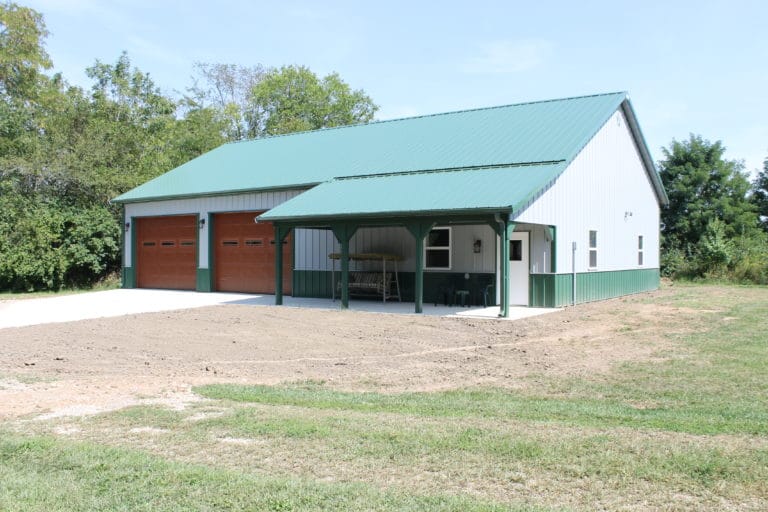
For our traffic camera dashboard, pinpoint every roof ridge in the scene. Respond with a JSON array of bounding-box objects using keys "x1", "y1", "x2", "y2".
[{"x1": 227, "y1": 91, "x2": 628, "y2": 145}]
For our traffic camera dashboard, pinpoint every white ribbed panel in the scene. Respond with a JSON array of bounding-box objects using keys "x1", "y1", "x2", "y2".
[
  {"x1": 515, "y1": 110, "x2": 660, "y2": 272},
  {"x1": 124, "y1": 189, "x2": 303, "y2": 267},
  {"x1": 294, "y1": 224, "x2": 497, "y2": 273}
]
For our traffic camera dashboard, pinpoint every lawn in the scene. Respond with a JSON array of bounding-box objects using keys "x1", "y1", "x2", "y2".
[{"x1": 1, "y1": 283, "x2": 766, "y2": 511}]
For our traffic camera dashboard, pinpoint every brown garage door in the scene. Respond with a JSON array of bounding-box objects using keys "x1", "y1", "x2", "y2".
[
  {"x1": 213, "y1": 212, "x2": 291, "y2": 294},
  {"x1": 136, "y1": 215, "x2": 197, "y2": 290}
]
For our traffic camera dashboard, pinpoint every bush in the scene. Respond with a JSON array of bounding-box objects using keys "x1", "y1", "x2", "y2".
[
  {"x1": 661, "y1": 220, "x2": 768, "y2": 284},
  {"x1": 0, "y1": 195, "x2": 120, "y2": 291}
]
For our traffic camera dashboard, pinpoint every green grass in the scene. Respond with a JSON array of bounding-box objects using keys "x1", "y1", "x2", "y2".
[
  {"x1": 0, "y1": 274, "x2": 120, "y2": 299},
  {"x1": 0, "y1": 434, "x2": 541, "y2": 512},
  {"x1": 3, "y1": 284, "x2": 767, "y2": 510}
]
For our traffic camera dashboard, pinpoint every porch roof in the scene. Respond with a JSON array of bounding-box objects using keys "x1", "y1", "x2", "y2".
[{"x1": 258, "y1": 161, "x2": 567, "y2": 223}]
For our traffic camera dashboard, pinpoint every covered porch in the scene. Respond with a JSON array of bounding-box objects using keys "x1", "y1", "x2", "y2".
[
  {"x1": 258, "y1": 162, "x2": 565, "y2": 318},
  {"x1": 269, "y1": 214, "x2": 556, "y2": 318}
]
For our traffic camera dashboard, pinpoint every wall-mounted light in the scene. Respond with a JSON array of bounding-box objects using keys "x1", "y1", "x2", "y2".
[
  {"x1": 199, "y1": 218, "x2": 206, "y2": 229},
  {"x1": 473, "y1": 239, "x2": 482, "y2": 253},
  {"x1": 124, "y1": 222, "x2": 130, "y2": 231}
]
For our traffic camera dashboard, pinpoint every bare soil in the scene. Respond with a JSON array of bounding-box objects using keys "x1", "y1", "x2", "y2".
[{"x1": 0, "y1": 287, "x2": 695, "y2": 419}]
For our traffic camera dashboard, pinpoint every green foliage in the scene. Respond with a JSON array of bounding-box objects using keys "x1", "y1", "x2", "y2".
[
  {"x1": 696, "y1": 219, "x2": 733, "y2": 277},
  {"x1": 186, "y1": 62, "x2": 266, "y2": 141},
  {"x1": 659, "y1": 135, "x2": 765, "y2": 282},
  {"x1": 249, "y1": 65, "x2": 378, "y2": 137},
  {"x1": 0, "y1": 181, "x2": 120, "y2": 290},
  {"x1": 660, "y1": 135, "x2": 757, "y2": 251},
  {"x1": 0, "y1": 2, "x2": 51, "y2": 99},
  {"x1": 753, "y1": 156, "x2": 768, "y2": 231}
]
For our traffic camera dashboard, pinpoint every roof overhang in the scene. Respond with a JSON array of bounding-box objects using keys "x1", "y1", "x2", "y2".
[{"x1": 620, "y1": 99, "x2": 669, "y2": 206}]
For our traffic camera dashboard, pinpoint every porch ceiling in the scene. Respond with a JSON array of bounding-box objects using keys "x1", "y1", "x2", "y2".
[{"x1": 258, "y1": 161, "x2": 566, "y2": 225}]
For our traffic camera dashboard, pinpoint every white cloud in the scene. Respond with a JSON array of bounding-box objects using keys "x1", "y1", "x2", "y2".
[{"x1": 464, "y1": 39, "x2": 554, "y2": 74}]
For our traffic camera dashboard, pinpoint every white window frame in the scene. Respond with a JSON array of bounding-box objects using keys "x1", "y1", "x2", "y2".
[
  {"x1": 588, "y1": 230, "x2": 598, "y2": 269},
  {"x1": 424, "y1": 227, "x2": 452, "y2": 270},
  {"x1": 637, "y1": 235, "x2": 644, "y2": 266}
]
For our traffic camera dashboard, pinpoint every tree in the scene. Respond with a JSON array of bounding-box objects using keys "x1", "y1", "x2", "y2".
[
  {"x1": 753, "y1": 155, "x2": 768, "y2": 231},
  {"x1": 0, "y1": 2, "x2": 51, "y2": 99},
  {"x1": 248, "y1": 65, "x2": 377, "y2": 137},
  {"x1": 659, "y1": 135, "x2": 758, "y2": 253},
  {"x1": 186, "y1": 62, "x2": 266, "y2": 141}
]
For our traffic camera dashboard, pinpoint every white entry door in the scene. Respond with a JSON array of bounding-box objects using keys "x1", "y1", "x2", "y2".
[{"x1": 509, "y1": 232, "x2": 529, "y2": 305}]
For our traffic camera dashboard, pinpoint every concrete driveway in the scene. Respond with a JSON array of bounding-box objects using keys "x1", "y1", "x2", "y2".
[{"x1": 0, "y1": 289, "x2": 559, "y2": 329}]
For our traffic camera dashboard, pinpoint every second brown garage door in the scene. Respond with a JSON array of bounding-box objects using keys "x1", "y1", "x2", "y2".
[{"x1": 213, "y1": 212, "x2": 292, "y2": 294}]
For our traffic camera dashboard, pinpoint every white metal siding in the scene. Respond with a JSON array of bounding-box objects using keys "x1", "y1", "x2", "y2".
[
  {"x1": 294, "y1": 224, "x2": 497, "y2": 273},
  {"x1": 124, "y1": 190, "x2": 304, "y2": 268},
  {"x1": 515, "y1": 110, "x2": 660, "y2": 273}
]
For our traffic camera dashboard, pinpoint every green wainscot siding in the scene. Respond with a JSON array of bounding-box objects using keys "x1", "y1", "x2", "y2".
[
  {"x1": 530, "y1": 268, "x2": 660, "y2": 307},
  {"x1": 121, "y1": 267, "x2": 136, "y2": 288},
  {"x1": 196, "y1": 268, "x2": 212, "y2": 292},
  {"x1": 293, "y1": 270, "x2": 495, "y2": 306}
]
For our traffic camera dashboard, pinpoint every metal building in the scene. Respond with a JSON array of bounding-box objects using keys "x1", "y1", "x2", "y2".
[{"x1": 113, "y1": 92, "x2": 667, "y2": 317}]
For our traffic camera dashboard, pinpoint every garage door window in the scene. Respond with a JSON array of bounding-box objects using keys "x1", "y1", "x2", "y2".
[{"x1": 160, "y1": 240, "x2": 175, "y2": 247}]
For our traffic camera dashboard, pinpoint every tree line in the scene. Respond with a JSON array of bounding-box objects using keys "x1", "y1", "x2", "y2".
[{"x1": 1, "y1": 2, "x2": 766, "y2": 291}]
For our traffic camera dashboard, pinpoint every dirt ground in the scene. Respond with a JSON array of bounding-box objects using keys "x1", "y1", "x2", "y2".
[{"x1": 0, "y1": 288, "x2": 691, "y2": 420}]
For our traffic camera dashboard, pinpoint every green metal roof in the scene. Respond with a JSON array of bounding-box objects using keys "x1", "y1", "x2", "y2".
[
  {"x1": 113, "y1": 92, "x2": 635, "y2": 204},
  {"x1": 259, "y1": 162, "x2": 568, "y2": 222}
]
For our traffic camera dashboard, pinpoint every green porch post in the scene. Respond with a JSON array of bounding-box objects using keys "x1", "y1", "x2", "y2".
[
  {"x1": 406, "y1": 221, "x2": 435, "y2": 314},
  {"x1": 499, "y1": 221, "x2": 515, "y2": 318},
  {"x1": 332, "y1": 224, "x2": 358, "y2": 310},
  {"x1": 274, "y1": 225, "x2": 291, "y2": 305}
]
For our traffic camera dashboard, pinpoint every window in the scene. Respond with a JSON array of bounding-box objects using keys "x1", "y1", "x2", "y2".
[
  {"x1": 222, "y1": 240, "x2": 239, "y2": 246},
  {"x1": 588, "y1": 230, "x2": 598, "y2": 268},
  {"x1": 638, "y1": 235, "x2": 644, "y2": 266},
  {"x1": 424, "y1": 227, "x2": 451, "y2": 269},
  {"x1": 509, "y1": 240, "x2": 523, "y2": 261},
  {"x1": 244, "y1": 239, "x2": 264, "y2": 247},
  {"x1": 180, "y1": 240, "x2": 195, "y2": 247},
  {"x1": 160, "y1": 240, "x2": 175, "y2": 248}
]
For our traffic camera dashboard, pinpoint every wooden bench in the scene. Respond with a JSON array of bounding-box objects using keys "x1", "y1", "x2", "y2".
[
  {"x1": 329, "y1": 252, "x2": 402, "y2": 302},
  {"x1": 339, "y1": 272, "x2": 395, "y2": 299}
]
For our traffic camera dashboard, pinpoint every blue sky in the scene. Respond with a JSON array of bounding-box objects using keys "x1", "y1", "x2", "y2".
[{"x1": 23, "y1": 0, "x2": 768, "y2": 175}]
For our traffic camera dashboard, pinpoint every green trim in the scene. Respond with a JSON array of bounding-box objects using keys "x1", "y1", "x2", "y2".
[
  {"x1": 548, "y1": 226, "x2": 557, "y2": 273},
  {"x1": 121, "y1": 267, "x2": 136, "y2": 289},
  {"x1": 196, "y1": 268, "x2": 212, "y2": 292},
  {"x1": 113, "y1": 184, "x2": 315, "y2": 204},
  {"x1": 206, "y1": 212, "x2": 214, "y2": 288},
  {"x1": 529, "y1": 268, "x2": 660, "y2": 307},
  {"x1": 265, "y1": 208, "x2": 512, "y2": 225},
  {"x1": 126, "y1": 217, "x2": 137, "y2": 288}
]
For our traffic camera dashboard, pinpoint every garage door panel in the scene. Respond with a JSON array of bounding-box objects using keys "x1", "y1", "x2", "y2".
[
  {"x1": 214, "y1": 212, "x2": 291, "y2": 294},
  {"x1": 136, "y1": 215, "x2": 196, "y2": 290}
]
